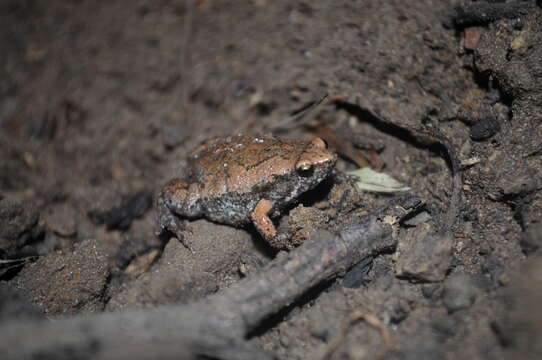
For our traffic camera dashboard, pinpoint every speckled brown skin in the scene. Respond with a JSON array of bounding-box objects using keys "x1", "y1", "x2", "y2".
[{"x1": 157, "y1": 135, "x2": 337, "y2": 250}]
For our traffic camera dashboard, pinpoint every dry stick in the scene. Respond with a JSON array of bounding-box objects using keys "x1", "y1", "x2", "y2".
[
  {"x1": 0, "y1": 196, "x2": 420, "y2": 360},
  {"x1": 425, "y1": 127, "x2": 462, "y2": 233}
]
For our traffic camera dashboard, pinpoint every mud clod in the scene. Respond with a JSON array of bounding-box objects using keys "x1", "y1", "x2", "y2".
[
  {"x1": 395, "y1": 224, "x2": 453, "y2": 282},
  {"x1": 13, "y1": 239, "x2": 109, "y2": 315}
]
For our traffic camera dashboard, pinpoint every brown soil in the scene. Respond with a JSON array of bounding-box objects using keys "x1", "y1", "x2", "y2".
[{"x1": 1, "y1": 1, "x2": 541, "y2": 359}]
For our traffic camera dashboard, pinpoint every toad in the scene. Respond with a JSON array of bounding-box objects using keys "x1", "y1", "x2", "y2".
[{"x1": 157, "y1": 135, "x2": 337, "y2": 250}]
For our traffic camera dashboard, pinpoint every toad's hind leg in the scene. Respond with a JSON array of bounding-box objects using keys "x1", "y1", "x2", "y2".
[
  {"x1": 156, "y1": 179, "x2": 195, "y2": 252},
  {"x1": 250, "y1": 199, "x2": 291, "y2": 250}
]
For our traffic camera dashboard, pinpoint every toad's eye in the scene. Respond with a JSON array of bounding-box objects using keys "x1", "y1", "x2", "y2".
[{"x1": 297, "y1": 163, "x2": 314, "y2": 176}]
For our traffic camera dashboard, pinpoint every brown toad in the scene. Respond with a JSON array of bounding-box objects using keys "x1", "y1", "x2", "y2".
[{"x1": 156, "y1": 135, "x2": 337, "y2": 250}]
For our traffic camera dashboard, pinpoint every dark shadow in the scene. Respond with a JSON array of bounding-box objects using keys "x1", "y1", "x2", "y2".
[{"x1": 246, "y1": 278, "x2": 336, "y2": 339}]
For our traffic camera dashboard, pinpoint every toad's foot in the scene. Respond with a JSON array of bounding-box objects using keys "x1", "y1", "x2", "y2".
[
  {"x1": 250, "y1": 199, "x2": 293, "y2": 250},
  {"x1": 156, "y1": 197, "x2": 194, "y2": 253}
]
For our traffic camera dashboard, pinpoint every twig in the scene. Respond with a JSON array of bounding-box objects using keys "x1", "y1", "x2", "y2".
[
  {"x1": 275, "y1": 92, "x2": 328, "y2": 129},
  {"x1": 415, "y1": 126, "x2": 462, "y2": 233},
  {"x1": 256, "y1": 93, "x2": 329, "y2": 133},
  {"x1": 0, "y1": 196, "x2": 420, "y2": 360}
]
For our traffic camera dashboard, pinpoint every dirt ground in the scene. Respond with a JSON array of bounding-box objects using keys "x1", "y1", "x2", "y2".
[{"x1": 1, "y1": 0, "x2": 542, "y2": 359}]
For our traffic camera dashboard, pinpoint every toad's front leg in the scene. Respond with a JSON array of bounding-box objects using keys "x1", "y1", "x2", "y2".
[{"x1": 250, "y1": 199, "x2": 292, "y2": 250}]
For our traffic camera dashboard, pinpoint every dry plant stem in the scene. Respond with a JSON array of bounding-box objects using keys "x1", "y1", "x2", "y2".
[
  {"x1": 267, "y1": 93, "x2": 329, "y2": 132},
  {"x1": 428, "y1": 128, "x2": 462, "y2": 232},
  {"x1": 0, "y1": 196, "x2": 420, "y2": 360},
  {"x1": 239, "y1": 93, "x2": 329, "y2": 134}
]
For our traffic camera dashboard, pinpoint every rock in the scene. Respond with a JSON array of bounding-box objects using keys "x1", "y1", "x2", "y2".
[
  {"x1": 495, "y1": 166, "x2": 542, "y2": 198},
  {"x1": 0, "y1": 198, "x2": 43, "y2": 256},
  {"x1": 395, "y1": 224, "x2": 453, "y2": 282},
  {"x1": 470, "y1": 117, "x2": 500, "y2": 140},
  {"x1": 442, "y1": 273, "x2": 476, "y2": 312},
  {"x1": 13, "y1": 239, "x2": 109, "y2": 315}
]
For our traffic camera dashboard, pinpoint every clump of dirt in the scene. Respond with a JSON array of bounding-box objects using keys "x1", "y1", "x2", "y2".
[{"x1": 13, "y1": 239, "x2": 109, "y2": 315}]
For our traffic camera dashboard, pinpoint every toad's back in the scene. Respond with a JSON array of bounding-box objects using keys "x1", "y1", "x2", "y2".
[{"x1": 188, "y1": 135, "x2": 310, "y2": 196}]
